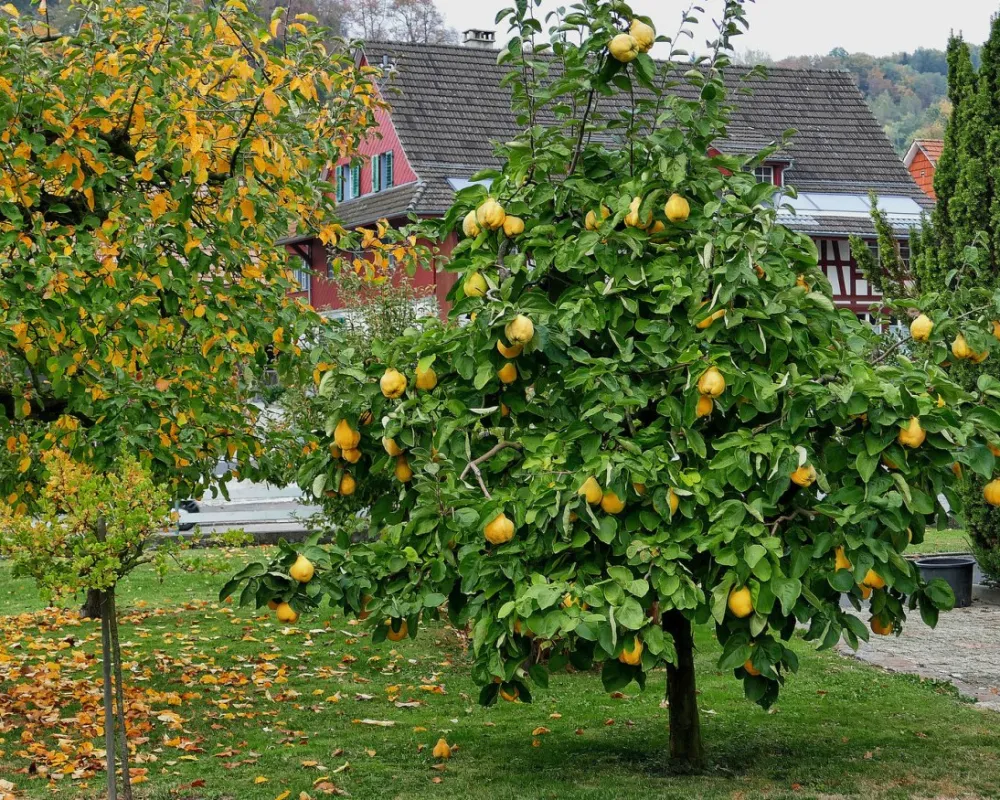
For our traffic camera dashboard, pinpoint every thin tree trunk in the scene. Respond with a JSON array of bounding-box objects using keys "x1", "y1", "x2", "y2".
[
  {"x1": 661, "y1": 609, "x2": 705, "y2": 771},
  {"x1": 81, "y1": 587, "x2": 103, "y2": 619},
  {"x1": 108, "y1": 588, "x2": 133, "y2": 800},
  {"x1": 97, "y1": 516, "x2": 118, "y2": 800},
  {"x1": 100, "y1": 592, "x2": 117, "y2": 800}
]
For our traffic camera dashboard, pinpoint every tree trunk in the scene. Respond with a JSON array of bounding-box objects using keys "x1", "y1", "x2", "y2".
[
  {"x1": 661, "y1": 609, "x2": 705, "y2": 771},
  {"x1": 108, "y1": 589, "x2": 133, "y2": 800},
  {"x1": 100, "y1": 591, "x2": 117, "y2": 800},
  {"x1": 81, "y1": 587, "x2": 103, "y2": 619}
]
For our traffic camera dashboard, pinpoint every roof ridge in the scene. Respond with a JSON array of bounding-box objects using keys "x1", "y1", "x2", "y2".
[{"x1": 361, "y1": 41, "x2": 854, "y2": 75}]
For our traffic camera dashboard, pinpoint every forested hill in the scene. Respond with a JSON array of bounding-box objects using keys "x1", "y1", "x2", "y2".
[{"x1": 747, "y1": 46, "x2": 977, "y2": 155}]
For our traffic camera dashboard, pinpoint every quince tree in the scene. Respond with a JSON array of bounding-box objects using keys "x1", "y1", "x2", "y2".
[{"x1": 225, "y1": 0, "x2": 998, "y2": 766}]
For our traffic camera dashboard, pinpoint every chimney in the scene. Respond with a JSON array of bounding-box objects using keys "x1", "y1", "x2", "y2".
[{"x1": 463, "y1": 29, "x2": 495, "y2": 49}]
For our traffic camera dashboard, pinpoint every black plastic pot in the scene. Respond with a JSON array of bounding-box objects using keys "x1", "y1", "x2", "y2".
[{"x1": 915, "y1": 555, "x2": 977, "y2": 608}]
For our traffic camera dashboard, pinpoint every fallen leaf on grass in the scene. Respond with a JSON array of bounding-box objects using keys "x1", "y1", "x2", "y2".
[
  {"x1": 531, "y1": 727, "x2": 550, "y2": 736},
  {"x1": 395, "y1": 701, "x2": 422, "y2": 709},
  {"x1": 313, "y1": 781, "x2": 347, "y2": 796},
  {"x1": 274, "y1": 791, "x2": 291, "y2": 800},
  {"x1": 353, "y1": 719, "x2": 395, "y2": 727},
  {"x1": 549, "y1": 713, "x2": 562, "y2": 719},
  {"x1": 254, "y1": 775, "x2": 270, "y2": 784}
]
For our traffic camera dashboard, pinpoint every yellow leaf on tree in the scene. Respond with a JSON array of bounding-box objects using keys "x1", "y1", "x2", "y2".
[
  {"x1": 1, "y1": 4, "x2": 20, "y2": 17},
  {"x1": 262, "y1": 89, "x2": 283, "y2": 115},
  {"x1": 17, "y1": 456, "x2": 31, "y2": 473},
  {"x1": 273, "y1": 327, "x2": 284, "y2": 344},
  {"x1": 240, "y1": 198, "x2": 255, "y2": 222},
  {"x1": 149, "y1": 193, "x2": 168, "y2": 220}
]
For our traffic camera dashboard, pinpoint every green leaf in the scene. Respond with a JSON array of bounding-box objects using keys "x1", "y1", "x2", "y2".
[
  {"x1": 600, "y1": 659, "x2": 635, "y2": 693},
  {"x1": 771, "y1": 576, "x2": 802, "y2": 615},
  {"x1": 617, "y1": 597, "x2": 645, "y2": 630},
  {"x1": 744, "y1": 543, "x2": 767, "y2": 569}
]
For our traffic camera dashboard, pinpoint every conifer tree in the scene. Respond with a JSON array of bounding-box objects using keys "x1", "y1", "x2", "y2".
[{"x1": 911, "y1": 19, "x2": 1000, "y2": 579}]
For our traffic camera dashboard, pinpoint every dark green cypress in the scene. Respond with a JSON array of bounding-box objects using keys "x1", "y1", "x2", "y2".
[
  {"x1": 917, "y1": 36, "x2": 976, "y2": 287},
  {"x1": 920, "y1": 21, "x2": 1000, "y2": 579}
]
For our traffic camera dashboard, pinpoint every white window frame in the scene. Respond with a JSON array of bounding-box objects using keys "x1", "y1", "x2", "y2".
[
  {"x1": 293, "y1": 266, "x2": 312, "y2": 301},
  {"x1": 753, "y1": 165, "x2": 775, "y2": 185}
]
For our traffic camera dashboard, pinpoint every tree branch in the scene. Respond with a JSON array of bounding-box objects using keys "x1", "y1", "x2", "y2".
[
  {"x1": 768, "y1": 507, "x2": 815, "y2": 536},
  {"x1": 459, "y1": 441, "x2": 524, "y2": 498}
]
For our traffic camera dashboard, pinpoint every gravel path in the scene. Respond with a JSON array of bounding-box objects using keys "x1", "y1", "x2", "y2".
[{"x1": 839, "y1": 599, "x2": 1000, "y2": 710}]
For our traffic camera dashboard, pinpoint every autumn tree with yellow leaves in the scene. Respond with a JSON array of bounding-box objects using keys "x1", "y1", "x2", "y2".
[{"x1": 0, "y1": 0, "x2": 413, "y2": 515}]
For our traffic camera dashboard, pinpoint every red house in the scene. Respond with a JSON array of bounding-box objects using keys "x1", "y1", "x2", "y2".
[
  {"x1": 290, "y1": 36, "x2": 929, "y2": 319},
  {"x1": 903, "y1": 139, "x2": 943, "y2": 200}
]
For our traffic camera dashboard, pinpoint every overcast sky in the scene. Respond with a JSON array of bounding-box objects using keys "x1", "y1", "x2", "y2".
[{"x1": 437, "y1": 0, "x2": 999, "y2": 59}]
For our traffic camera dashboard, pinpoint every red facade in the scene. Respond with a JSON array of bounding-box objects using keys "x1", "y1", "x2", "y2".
[
  {"x1": 290, "y1": 232, "x2": 459, "y2": 317},
  {"x1": 907, "y1": 149, "x2": 936, "y2": 200}
]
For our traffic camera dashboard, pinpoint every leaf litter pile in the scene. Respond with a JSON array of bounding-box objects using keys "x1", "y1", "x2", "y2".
[{"x1": 0, "y1": 592, "x2": 476, "y2": 799}]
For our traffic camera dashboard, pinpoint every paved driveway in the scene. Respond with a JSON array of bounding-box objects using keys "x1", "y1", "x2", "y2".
[{"x1": 840, "y1": 599, "x2": 1000, "y2": 711}]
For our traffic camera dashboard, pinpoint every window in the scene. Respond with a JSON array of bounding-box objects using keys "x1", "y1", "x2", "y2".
[
  {"x1": 293, "y1": 266, "x2": 311, "y2": 295},
  {"x1": 383, "y1": 150, "x2": 394, "y2": 189},
  {"x1": 336, "y1": 165, "x2": 346, "y2": 202},
  {"x1": 351, "y1": 164, "x2": 361, "y2": 197},
  {"x1": 753, "y1": 165, "x2": 775, "y2": 185},
  {"x1": 898, "y1": 239, "x2": 911, "y2": 268},
  {"x1": 336, "y1": 164, "x2": 355, "y2": 202},
  {"x1": 371, "y1": 151, "x2": 395, "y2": 193}
]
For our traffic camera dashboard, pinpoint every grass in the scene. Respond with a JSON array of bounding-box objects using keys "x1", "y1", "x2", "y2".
[
  {"x1": 1, "y1": 549, "x2": 998, "y2": 800},
  {"x1": 910, "y1": 528, "x2": 971, "y2": 555}
]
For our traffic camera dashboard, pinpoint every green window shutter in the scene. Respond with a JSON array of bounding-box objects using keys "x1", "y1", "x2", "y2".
[
  {"x1": 385, "y1": 151, "x2": 394, "y2": 188},
  {"x1": 372, "y1": 155, "x2": 381, "y2": 193},
  {"x1": 351, "y1": 164, "x2": 360, "y2": 197},
  {"x1": 336, "y1": 165, "x2": 345, "y2": 202}
]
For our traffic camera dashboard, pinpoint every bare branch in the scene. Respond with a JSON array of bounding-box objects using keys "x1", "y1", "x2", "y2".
[{"x1": 459, "y1": 441, "x2": 524, "y2": 498}]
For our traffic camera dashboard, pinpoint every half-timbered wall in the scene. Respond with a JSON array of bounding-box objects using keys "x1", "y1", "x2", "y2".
[{"x1": 816, "y1": 237, "x2": 882, "y2": 313}]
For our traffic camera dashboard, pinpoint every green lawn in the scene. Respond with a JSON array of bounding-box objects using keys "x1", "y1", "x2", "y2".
[
  {"x1": 1, "y1": 549, "x2": 998, "y2": 800},
  {"x1": 910, "y1": 528, "x2": 971, "y2": 555}
]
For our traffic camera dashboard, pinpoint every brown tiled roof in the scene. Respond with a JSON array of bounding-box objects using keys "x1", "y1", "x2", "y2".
[
  {"x1": 914, "y1": 139, "x2": 944, "y2": 165},
  {"x1": 339, "y1": 41, "x2": 925, "y2": 235}
]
